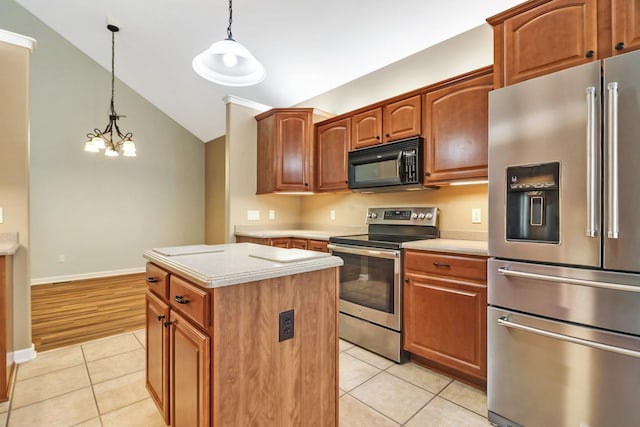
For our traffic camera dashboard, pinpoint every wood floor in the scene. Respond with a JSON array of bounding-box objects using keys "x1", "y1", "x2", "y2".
[{"x1": 31, "y1": 273, "x2": 147, "y2": 352}]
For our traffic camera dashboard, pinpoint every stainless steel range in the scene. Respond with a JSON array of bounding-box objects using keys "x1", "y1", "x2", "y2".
[{"x1": 328, "y1": 207, "x2": 438, "y2": 362}]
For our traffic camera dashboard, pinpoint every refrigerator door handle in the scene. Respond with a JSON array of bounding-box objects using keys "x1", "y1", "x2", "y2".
[
  {"x1": 585, "y1": 86, "x2": 598, "y2": 238},
  {"x1": 607, "y1": 81, "x2": 620, "y2": 239},
  {"x1": 497, "y1": 315, "x2": 640, "y2": 358},
  {"x1": 498, "y1": 267, "x2": 640, "y2": 293}
]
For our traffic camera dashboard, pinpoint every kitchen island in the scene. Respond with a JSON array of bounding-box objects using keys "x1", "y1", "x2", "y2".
[{"x1": 143, "y1": 243, "x2": 342, "y2": 427}]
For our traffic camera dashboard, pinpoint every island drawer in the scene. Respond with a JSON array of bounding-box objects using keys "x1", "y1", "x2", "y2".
[
  {"x1": 404, "y1": 250, "x2": 487, "y2": 282},
  {"x1": 146, "y1": 263, "x2": 169, "y2": 299},
  {"x1": 169, "y1": 276, "x2": 210, "y2": 329}
]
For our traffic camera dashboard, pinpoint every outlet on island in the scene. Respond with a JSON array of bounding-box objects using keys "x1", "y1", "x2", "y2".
[{"x1": 279, "y1": 309, "x2": 294, "y2": 342}]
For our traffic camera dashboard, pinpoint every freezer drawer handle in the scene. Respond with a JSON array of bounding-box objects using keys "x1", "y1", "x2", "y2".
[
  {"x1": 497, "y1": 315, "x2": 640, "y2": 358},
  {"x1": 498, "y1": 267, "x2": 640, "y2": 293}
]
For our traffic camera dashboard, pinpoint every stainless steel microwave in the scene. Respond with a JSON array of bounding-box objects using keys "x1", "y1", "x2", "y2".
[{"x1": 348, "y1": 137, "x2": 424, "y2": 192}]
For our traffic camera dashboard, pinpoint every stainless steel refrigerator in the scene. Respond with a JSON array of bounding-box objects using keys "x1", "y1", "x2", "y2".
[{"x1": 488, "y1": 49, "x2": 640, "y2": 427}]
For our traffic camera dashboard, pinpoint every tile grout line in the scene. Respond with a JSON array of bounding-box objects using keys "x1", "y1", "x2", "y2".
[{"x1": 80, "y1": 343, "x2": 104, "y2": 427}]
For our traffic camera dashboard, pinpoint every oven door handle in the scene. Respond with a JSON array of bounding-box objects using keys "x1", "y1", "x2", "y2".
[
  {"x1": 497, "y1": 315, "x2": 640, "y2": 358},
  {"x1": 327, "y1": 244, "x2": 400, "y2": 259},
  {"x1": 498, "y1": 267, "x2": 640, "y2": 293}
]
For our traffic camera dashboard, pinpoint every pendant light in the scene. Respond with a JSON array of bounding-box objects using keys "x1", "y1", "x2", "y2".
[
  {"x1": 192, "y1": 0, "x2": 266, "y2": 87},
  {"x1": 84, "y1": 24, "x2": 136, "y2": 157}
]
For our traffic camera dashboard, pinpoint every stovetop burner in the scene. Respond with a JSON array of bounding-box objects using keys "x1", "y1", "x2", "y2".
[{"x1": 329, "y1": 207, "x2": 439, "y2": 250}]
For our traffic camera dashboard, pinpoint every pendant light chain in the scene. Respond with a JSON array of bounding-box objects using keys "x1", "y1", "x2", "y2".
[
  {"x1": 110, "y1": 29, "x2": 116, "y2": 118},
  {"x1": 227, "y1": 0, "x2": 233, "y2": 40}
]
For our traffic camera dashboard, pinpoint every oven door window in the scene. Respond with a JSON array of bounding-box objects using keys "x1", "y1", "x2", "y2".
[{"x1": 339, "y1": 252, "x2": 395, "y2": 313}]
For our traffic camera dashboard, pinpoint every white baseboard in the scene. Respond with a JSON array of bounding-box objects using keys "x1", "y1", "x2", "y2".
[
  {"x1": 31, "y1": 267, "x2": 146, "y2": 286},
  {"x1": 13, "y1": 344, "x2": 37, "y2": 364}
]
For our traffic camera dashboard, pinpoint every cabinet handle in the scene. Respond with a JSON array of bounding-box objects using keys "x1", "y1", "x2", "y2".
[
  {"x1": 163, "y1": 321, "x2": 173, "y2": 328},
  {"x1": 157, "y1": 315, "x2": 165, "y2": 321},
  {"x1": 615, "y1": 42, "x2": 625, "y2": 50},
  {"x1": 585, "y1": 50, "x2": 595, "y2": 58},
  {"x1": 174, "y1": 295, "x2": 190, "y2": 304},
  {"x1": 147, "y1": 277, "x2": 158, "y2": 283},
  {"x1": 433, "y1": 262, "x2": 450, "y2": 268}
]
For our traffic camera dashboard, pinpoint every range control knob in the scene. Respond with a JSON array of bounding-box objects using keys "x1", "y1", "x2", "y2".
[
  {"x1": 411, "y1": 213, "x2": 418, "y2": 219},
  {"x1": 368, "y1": 212, "x2": 378, "y2": 219},
  {"x1": 425, "y1": 213, "x2": 433, "y2": 220},
  {"x1": 418, "y1": 213, "x2": 426, "y2": 220}
]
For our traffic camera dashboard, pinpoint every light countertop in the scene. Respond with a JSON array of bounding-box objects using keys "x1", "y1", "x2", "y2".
[
  {"x1": 0, "y1": 232, "x2": 19, "y2": 256},
  {"x1": 402, "y1": 239, "x2": 488, "y2": 256},
  {"x1": 143, "y1": 243, "x2": 343, "y2": 288},
  {"x1": 235, "y1": 229, "x2": 336, "y2": 240}
]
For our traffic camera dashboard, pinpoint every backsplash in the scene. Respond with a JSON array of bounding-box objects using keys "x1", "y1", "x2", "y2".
[{"x1": 300, "y1": 184, "x2": 488, "y2": 239}]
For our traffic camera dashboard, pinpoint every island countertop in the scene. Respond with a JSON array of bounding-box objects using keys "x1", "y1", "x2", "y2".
[
  {"x1": 143, "y1": 242, "x2": 343, "y2": 288},
  {"x1": 0, "y1": 232, "x2": 19, "y2": 256}
]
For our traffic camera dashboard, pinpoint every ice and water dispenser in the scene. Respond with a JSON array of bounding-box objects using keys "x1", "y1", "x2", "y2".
[{"x1": 505, "y1": 162, "x2": 560, "y2": 243}]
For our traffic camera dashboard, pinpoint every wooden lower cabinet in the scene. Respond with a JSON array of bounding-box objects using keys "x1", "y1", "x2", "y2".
[
  {"x1": 403, "y1": 250, "x2": 487, "y2": 387},
  {"x1": 170, "y1": 311, "x2": 210, "y2": 427},
  {"x1": 235, "y1": 236, "x2": 329, "y2": 252},
  {"x1": 145, "y1": 290, "x2": 169, "y2": 423},
  {"x1": 1, "y1": 255, "x2": 15, "y2": 402},
  {"x1": 146, "y1": 262, "x2": 338, "y2": 426}
]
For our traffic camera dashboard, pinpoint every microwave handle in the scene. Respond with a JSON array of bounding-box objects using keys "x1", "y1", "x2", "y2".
[{"x1": 397, "y1": 150, "x2": 403, "y2": 178}]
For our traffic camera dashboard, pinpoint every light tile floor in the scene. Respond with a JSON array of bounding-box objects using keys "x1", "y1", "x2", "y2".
[{"x1": 0, "y1": 330, "x2": 491, "y2": 426}]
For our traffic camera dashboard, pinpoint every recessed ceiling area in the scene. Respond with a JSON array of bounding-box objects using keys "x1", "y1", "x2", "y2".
[{"x1": 16, "y1": 0, "x2": 522, "y2": 142}]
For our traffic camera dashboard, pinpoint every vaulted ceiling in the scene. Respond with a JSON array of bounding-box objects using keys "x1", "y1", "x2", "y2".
[{"x1": 17, "y1": 0, "x2": 522, "y2": 142}]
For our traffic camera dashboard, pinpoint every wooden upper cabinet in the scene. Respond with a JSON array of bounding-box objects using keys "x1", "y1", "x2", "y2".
[
  {"x1": 424, "y1": 69, "x2": 493, "y2": 184},
  {"x1": 612, "y1": 0, "x2": 640, "y2": 55},
  {"x1": 256, "y1": 108, "x2": 331, "y2": 194},
  {"x1": 488, "y1": 0, "x2": 599, "y2": 87},
  {"x1": 351, "y1": 107, "x2": 382, "y2": 149},
  {"x1": 382, "y1": 95, "x2": 422, "y2": 142},
  {"x1": 316, "y1": 118, "x2": 350, "y2": 192}
]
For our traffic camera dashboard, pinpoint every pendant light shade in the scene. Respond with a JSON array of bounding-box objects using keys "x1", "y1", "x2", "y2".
[{"x1": 192, "y1": 0, "x2": 265, "y2": 87}]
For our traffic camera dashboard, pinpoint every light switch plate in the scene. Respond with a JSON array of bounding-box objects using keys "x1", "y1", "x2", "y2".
[
  {"x1": 330, "y1": 210, "x2": 336, "y2": 220},
  {"x1": 0, "y1": 207, "x2": 3, "y2": 224},
  {"x1": 247, "y1": 210, "x2": 260, "y2": 221},
  {"x1": 268, "y1": 210, "x2": 275, "y2": 220},
  {"x1": 471, "y1": 208, "x2": 481, "y2": 224}
]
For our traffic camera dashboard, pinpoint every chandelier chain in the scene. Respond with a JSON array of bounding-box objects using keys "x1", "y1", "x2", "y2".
[{"x1": 227, "y1": 0, "x2": 233, "y2": 40}]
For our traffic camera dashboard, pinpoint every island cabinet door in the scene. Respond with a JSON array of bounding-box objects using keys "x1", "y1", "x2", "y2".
[
  {"x1": 169, "y1": 311, "x2": 210, "y2": 427},
  {"x1": 145, "y1": 290, "x2": 169, "y2": 423}
]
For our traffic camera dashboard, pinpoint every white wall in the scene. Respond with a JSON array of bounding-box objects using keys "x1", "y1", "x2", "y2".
[{"x1": 0, "y1": 1, "x2": 205, "y2": 283}]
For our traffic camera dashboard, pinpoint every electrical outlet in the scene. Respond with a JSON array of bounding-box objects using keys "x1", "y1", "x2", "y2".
[
  {"x1": 471, "y1": 208, "x2": 482, "y2": 224},
  {"x1": 269, "y1": 210, "x2": 275, "y2": 220},
  {"x1": 58, "y1": 254, "x2": 65, "y2": 263},
  {"x1": 247, "y1": 210, "x2": 260, "y2": 221},
  {"x1": 0, "y1": 207, "x2": 3, "y2": 224},
  {"x1": 279, "y1": 309, "x2": 294, "y2": 342},
  {"x1": 330, "y1": 210, "x2": 336, "y2": 220}
]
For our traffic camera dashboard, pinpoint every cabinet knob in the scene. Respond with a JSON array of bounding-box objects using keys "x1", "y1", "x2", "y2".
[
  {"x1": 304, "y1": 182, "x2": 309, "y2": 187},
  {"x1": 344, "y1": 180, "x2": 348, "y2": 184},
  {"x1": 404, "y1": 278, "x2": 410, "y2": 283},
  {"x1": 147, "y1": 277, "x2": 158, "y2": 283},
  {"x1": 375, "y1": 135, "x2": 381, "y2": 140},
  {"x1": 163, "y1": 321, "x2": 173, "y2": 328},
  {"x1": 385, "y1": 133, "x2": 390, "y2": 138},
  {"x1": 425, "y1": 171, "x2": 431, "y2": 177},
  {"x1": 157, "y1": 315, "x2": 165, "y2": 321},
  {"x1": 585, "y1": 50, "x2": 595, "y2": 58},
  {"x1": 615, "y1": 42, "x2": 625, "y2": 50},
  {"x1": 174, "y1": 295, "x2": 190, "y2": 304}
]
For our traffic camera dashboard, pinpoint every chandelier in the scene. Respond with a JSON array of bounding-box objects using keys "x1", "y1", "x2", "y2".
[
  {"x1": 192, "y1": 0, "x2": 266, "y2": 87},
  {"x1": 84, "y1": 24, "x2": 136, "y2": 157}
]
